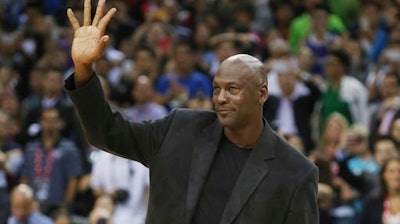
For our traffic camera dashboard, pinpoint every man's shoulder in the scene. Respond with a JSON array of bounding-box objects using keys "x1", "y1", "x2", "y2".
[
  {"x1": 168, "y1": 108, "x2": 217, "y2": 128},
  {"x1": 172, "y1": 108, "x2": 216, "y2": 120},
  {"x1": 274, "y1": 137, "x2": 316, "y2": 170}
]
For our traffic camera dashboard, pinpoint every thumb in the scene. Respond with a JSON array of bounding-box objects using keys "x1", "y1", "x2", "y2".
[{"x1": 97, "y1": 35, "x2": 110, "y2": 55}]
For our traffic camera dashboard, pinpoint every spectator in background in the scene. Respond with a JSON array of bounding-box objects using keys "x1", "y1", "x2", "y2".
[
  {"x1": 20, "y1": 67, "x2": 75, "y2": 144},
  {"x1": 20, "y1": 108, "x2": 82, "y2": 217},
  {"x1": 263, "y1": 60, "x2": 321, "y2": 153},
  {"x1": 131, "y1": 46, "x2": 159, "y2": 83},
  {"x1": 90, "y1": 75, "x2": 153, "y2": 224},
  {"x1": 90, "y1": 150, "x2": 149, "y2": 224},
  {"x1": 345, "y1": 125, "x2": 380, "y2": 198},
  {"x1": 0, "y1": 110, "x2": 23, "y2": 224},
  {"x1": 124, "y1": 75, "x2": 167, "y2": 122},
  {"x1": 369, "y1": 71, "x2": 400, "y2": 146},
  {"x1": 359, "y1": 157, "x2": 400, "y2": 224},
  {"x1": 192, "y1": 22, "x2": 215, "y2": 76},
  {"x1": 317, "y1": 112, "x2": 350, "y2": 163},
  {"x1": 207, "y1": 34, "x2": 241, "y2": 77},
  {"x1": 0, "y1": 65, "x2": 18, "y2": 94},
  {"x1": 289, "y1": 0, "x2": 346, "y2": 54},
  {"x1": 264, "y1": 39, "x2": 294, "y2": 96},
  {"x1": 373, "y1": 136, "x2": 399, "y2": 168},
  {"x1": 155, "y1": 41, "x2": 212, "y2": 110},
  {"x1": 342, "y1": 35, "x2": 372, "y2": 85},
  {"x1": 319, "y1": 50, "x2": 369, "y2": 129},
  {"x1": 110, "y1": 46, "x2": 159, "y2": 108},
  {"x1": 7, "y1": 184, "x2": 53, "y2": 224},
  {"x1": 268, "y1": 1, "x2": 294, "y2": 40},
  {"x1": 302, "y1": 3, "x2": 342, "y2": 78},
  {"x1": 131, "y1": 22, "x2": 172, "y2": 63},
  {"x1": 0, "y1": 89, "x2": 22, "y2": 139}
]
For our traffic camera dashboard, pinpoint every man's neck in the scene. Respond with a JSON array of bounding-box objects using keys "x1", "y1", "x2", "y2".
[{"x1": 224, "y1": 120, "x2": 264, "y2": 149}]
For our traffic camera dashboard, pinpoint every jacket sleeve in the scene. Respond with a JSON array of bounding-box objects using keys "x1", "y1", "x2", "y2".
[
  {"x1": 64, "y1": 74, "x2": 173, "y2": 167},
  {"x1": 284, "y1": 166, "x2": 319, "y2": 224}
]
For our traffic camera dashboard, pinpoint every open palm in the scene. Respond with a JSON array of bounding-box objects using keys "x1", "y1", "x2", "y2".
[{"x1": 67, "y1": 0, "x2": 116, "y2": 66}]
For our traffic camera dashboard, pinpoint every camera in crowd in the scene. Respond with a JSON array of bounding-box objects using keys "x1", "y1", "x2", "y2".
[{"x1": 113, "y1": 189, "x2": 130, "y2": 204}]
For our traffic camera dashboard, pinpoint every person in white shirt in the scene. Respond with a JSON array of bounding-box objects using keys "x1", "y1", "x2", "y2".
[{"x1": 90, "y1": 150, "x2": 149, "y2": 224}]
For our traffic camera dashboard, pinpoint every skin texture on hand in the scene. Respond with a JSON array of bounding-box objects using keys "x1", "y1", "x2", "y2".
[{"x1": 67, "y1": 0, "x2": 117, "y2": 87}]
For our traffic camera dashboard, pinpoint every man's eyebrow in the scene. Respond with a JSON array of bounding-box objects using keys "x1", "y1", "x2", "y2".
[{"x1": 213, "y1": 81, "x2": 241, "y2": 86}]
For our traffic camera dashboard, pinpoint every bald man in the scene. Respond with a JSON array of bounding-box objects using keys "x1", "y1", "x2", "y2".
[
  {"x1": 8, "y1": 184, "x2": 53, "y2": 224},
  {"x1": 64, "y1": 1, "x2": 318, "y2": 223}
]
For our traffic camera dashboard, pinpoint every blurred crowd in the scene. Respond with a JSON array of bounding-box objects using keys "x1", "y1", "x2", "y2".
[{"x1": 1, "y1": 0, "x2": 400, "y2": 223}]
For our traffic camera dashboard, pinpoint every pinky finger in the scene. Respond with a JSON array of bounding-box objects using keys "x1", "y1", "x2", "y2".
[{"x1": 67, "y1": 8, "x2": 80, "y2": 31}]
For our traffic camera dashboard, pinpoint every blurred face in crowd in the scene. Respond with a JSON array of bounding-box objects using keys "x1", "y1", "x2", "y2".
[
  {"x1": 146, "y1": 23, "x2": 167, "y2": 46},
  {"x1": 132, "y1": 75, "x2": 154, "y2": 105},
  {"x1": 134, "y1": 49, "x2": 155, "y2": 75},
  {"x1": 360, "y1": 3, "x2": 380, "y2": 29},
  {"x1": 0, "y1": 65, "x2": 17, "y2": 87},
  {"x1": 304, "y1": 0, "x2": 321, "y2": 11},
  {"x1": 269, "y1": 40, "x2": 291, "y2": 61},
  {"x1": 174, "y1": 44, "x2": 194, "y2": 75},
  {"x1": 310, "y1": 8, "x2": 328, "y2": 32},
  {"x1": 215, "y1": 41, "x2": 238, "y2": 63},
  {"x1": 278, "y1": 68, "x2": 297, "y2": 98},
  {"x1": 324, "y1": 114, "x2": 347, "y2": 144},
  {"x1": 297, "y1": 46, "x2": 314, "y2": 71},
  {"x1": 10, "y1": 186, "x2": 34, "y2": 223},
  {"x1": 194, "y1": 23, "x2": 211, "y2": 48},
  {"x1": 274, "y1": 3, "x2": 293, "y2": 26},
  {"x1": 381, "y1": 73, "x2": 400, "y2": 99},
  {"x1": 346, "y1": 132, "x2": 369, "y2": 156},
  {"x1": 325, "y1": 55, "x2": 344, "y2": 80},
  {"x1": 40, "y1": 109, "x2": 64, "y2": 135},
  {"x1": 0, "y1": 111, "x2": 11, "y2": 139},
  {"x1": 0, "y1": 90, "x2": 20, "y2": 118},
  {"x1": 374, "y1": 139, "x2": 399, "y2": 167},
  {"x1": 383, "y1": 159, "x2": 400, "y2": 194},
  {"x1": 42, "y1": 70, "x2": 63, "y2": 98},
  {"x1": 213, "y1": 55, "x2": 268, "y2": 130}
]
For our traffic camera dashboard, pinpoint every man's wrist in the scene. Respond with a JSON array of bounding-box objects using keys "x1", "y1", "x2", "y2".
[{"x1": 74, "y1": 63, "x2": 94, "y2": 88}]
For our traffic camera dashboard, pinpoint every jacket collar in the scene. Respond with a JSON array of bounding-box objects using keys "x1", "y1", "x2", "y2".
[{"x1": 184, "y1": 120, "x2": 278, "y2": 224}]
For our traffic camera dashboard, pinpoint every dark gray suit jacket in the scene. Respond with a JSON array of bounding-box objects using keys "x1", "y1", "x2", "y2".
[{"x1": 65, "y1": 74, "x2": 319, "y2": 224}]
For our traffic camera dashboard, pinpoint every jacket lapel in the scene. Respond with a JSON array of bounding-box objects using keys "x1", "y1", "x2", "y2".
[
  {"x1": 184, "y1": 120, "x2": 223, "y2": 224},
  {"x1": 220, "y1": 123, "x2": 277, "y2": 224}
]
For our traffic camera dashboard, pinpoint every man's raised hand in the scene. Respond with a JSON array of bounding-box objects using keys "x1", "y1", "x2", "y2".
[{"x1": 67, "y1": 0, "x2": 116, "y2": 86}]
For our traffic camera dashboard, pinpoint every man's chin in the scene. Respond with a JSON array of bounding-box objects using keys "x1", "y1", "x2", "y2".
[{"x1": 217, "y1": 116, "x2": 233, "y2": 127}]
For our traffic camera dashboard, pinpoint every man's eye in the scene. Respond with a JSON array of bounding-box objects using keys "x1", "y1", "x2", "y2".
[{"x1": 229, "y1": 87, "x2": 239, "y2": 93}]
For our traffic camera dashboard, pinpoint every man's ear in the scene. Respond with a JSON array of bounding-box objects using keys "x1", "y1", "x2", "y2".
[{"x1": 259, "y1": 84, "x2": 268, "y2": 105}]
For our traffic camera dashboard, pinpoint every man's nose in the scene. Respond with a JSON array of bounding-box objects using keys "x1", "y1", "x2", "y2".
[{"x1": 216, "y1": 89, "x2": 228, "y2": 104}]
